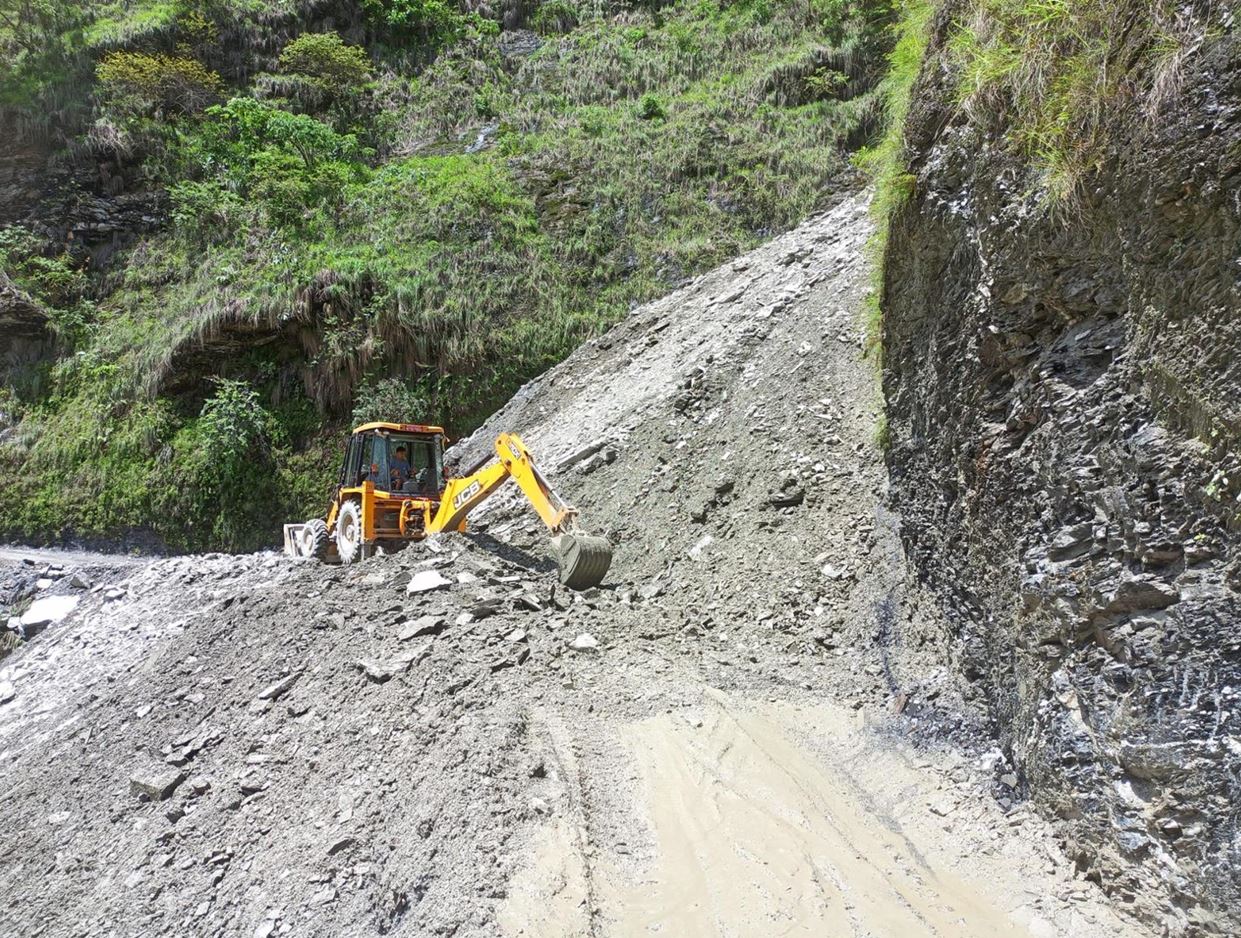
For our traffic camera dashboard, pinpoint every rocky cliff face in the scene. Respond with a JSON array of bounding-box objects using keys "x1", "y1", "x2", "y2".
[{"x1": 882, "y1": 11, "x2": 1240, "y2": 937}]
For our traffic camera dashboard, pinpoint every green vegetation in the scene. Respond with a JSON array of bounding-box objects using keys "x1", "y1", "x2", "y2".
[
  {"x1": 278, "y1": 32, "x2": 372, "y2": 89},
  {"x1": 861, "y1": 0, "x2": 1217, "y2": 357},
  {"x1": 0, "y1": 0, "x2": 897, "y2": 550},
  {"x1": 363, "y1": 0, "x2": 490, "y2": 48},
  {"x1": 97, "y1": 50, "x2": 223, "y2": 113},
  {"x1": 856, "y1": 0, "x2": 933, "y2": 355},
  {"x1": 945, "y1": 0, "x2": 1214, "y2": 201}
]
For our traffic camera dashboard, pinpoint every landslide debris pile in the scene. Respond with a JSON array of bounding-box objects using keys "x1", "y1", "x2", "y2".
[
  {"x1": 0, "y1": 193, "x2": 1157, "y2": 938},
  {"x1": 0, "y1": 194, "x2": 975, "y2": 937},
  {"x1": 0, "y1": 544, "x2": 647, "y2": 936},
  {"x1": 0, "y1": 0, "x2": 893, "y2": 553}
]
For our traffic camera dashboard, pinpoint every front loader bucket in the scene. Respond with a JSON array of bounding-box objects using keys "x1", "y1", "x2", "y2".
[
  {"x1": 283, "y1": 523, "x2": 308, "y2": 558},
  {"x1": 551, "y1": 533, "x2": 613, "y2": 591}
]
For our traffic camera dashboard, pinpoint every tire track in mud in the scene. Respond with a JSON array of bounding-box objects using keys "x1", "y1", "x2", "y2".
[{"x1": 507, "y1": 685, "x2": 1148, "y2": 938}]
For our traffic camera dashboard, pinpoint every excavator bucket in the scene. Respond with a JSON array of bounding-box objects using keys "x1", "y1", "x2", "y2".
[{"x1": 551, "y1": 532, "x2": 613, "y2": 591}]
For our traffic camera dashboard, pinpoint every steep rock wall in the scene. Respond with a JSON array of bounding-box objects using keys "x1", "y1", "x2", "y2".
[{"x1": 882, "y1": 12, "x2": 1240, "y2": 936}]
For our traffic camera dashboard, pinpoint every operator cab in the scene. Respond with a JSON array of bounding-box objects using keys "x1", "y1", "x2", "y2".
[{"x1": 341, "y1": 422, "x2": 447, "y2": 499}]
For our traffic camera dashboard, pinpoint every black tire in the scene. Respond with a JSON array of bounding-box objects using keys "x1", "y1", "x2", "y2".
[
  {"x1": 336, "y1": 500, "x2": 363, "y2": 564},
  {"x1": 303, "y1": 518, "x2": 330, "y2": 560}
]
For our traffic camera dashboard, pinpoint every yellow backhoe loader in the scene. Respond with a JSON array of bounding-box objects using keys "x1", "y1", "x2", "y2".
[{"x1": 282, "y1": 422, "x2": 613, "y2": 590}]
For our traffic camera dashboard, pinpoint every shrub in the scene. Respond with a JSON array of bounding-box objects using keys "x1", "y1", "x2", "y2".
[
  {"x1": 162, "y1": 379, "x2": 283, "y2": 550},
  {"x1": 0, "y1": 226, "x2": 93, "y2": 346},
  {"x1": 0, "y1": 227, "x2": 86, "y2": 307},
  {"x1": 186, "y1": 97, "x2": 372, "y2": 224},
  {"x1": 168, "y1": 180, "x2": 244, "y2": 243},
  {"x1": 197, "y1": 97, "x2": 366, "y2": 174},
  {"x1": 362, "y1": 0, "x2": 484, "y2": 46},
  {"x1": 96, "y1": 51, "x2": 223, "y2": 114},
  {"x1": 176, "y1": 9, "x2": 218, "y2": 52},
  {"x1": 278, "y1": 32, "x2": 371, "y2": 89},
  {"x1": 636, "y1": 92, "x2": 665, "y2": 120},
  {"x1": 532, "y1": 1, "x2": 579, "y2": 35},
  {"x1": 248, "y1": 151, "x2": 364, "y2": 226}
]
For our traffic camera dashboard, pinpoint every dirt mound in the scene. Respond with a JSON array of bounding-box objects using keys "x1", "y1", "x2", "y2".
[{"x1": 0, "y1": 194, "x2": 1149, "y2": 937}]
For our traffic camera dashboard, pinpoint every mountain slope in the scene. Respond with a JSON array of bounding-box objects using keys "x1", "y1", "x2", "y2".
[{"x1": 0, "y1": 0, "x2": 894, "y2": 552}]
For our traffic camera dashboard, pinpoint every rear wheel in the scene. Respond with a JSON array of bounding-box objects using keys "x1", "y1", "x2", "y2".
[
  {"x1": 336, "y1": 500, "x2": 363, "y2": 564},
  {"x1": 302, "y1": 519, "x2": 329, "y2": 560}
]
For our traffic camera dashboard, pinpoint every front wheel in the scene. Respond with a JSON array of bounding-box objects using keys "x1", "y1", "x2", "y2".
[
  {"x1": 302, "y1": 518, "x2": 330, "y2": 560},
  {"x1": 336, "y1": 500, "x2": 364, "y2": 564}
]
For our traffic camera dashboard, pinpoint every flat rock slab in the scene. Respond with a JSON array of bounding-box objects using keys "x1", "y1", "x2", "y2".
[
  {"x1": 407, "y1": 570, "x2": 451, "y2": 594},
  {"x1": 257, "y1": 674, "x2": 297, "y2": 701},
  {"x1": 398, "y1": 615, "x2": 446, "y2": 640},
  {"x1": 21, "y1": 595, "x2": 79, "y2": 631},
  {"x1": 355, "y1": 644, "x2": 431, "y2": 683}
]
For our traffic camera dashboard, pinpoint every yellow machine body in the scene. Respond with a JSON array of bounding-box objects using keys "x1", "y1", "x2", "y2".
[{"x1": 283, "y1": 422, "x2": 612, "y2": 590}]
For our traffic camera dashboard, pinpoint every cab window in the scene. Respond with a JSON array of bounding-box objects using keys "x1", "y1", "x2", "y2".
[{"x1": 361, "y1": 433, "x2": 389, "y2": 487}]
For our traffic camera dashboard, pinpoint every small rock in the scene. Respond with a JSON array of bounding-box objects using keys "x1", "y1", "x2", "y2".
[
  {"x1": 257, "y1": 674, "x2": 297, "y2": 701},
  {"x1": 569, "y1": 633, "x2": 599, "y2": 652},
  {"x1": 928, "y1": 796, "x2": 955, "y2": 817},
  {"x1": 310, "y1": 886, "x2": 337, "y2": 907},
  {"x1": 239, "y1": 774, "x2": 266, "y2": 796},
  {"x1": 768, "y1": 484, "x2": 805, "y2": 508},
  {"x1": 638, "y1": 582, "x2": 664, "y2": 600},
  {"x1": 515, "y1": 593, "x2": 542, "y2": 612},
  {"x1": 36, "y1": 577, "x2": 53, "y2": 590},
  {"x1": 398, "y1": 615, "x2": 445, "y2": 640},
  {"x1": 130, "y1": 766, "x2": 187, "y2": 801},
  {"x1": 69, "y1": 572, "x2": 92, "y2": 590},
  {"x1": 0, "y1": 680, "x2": 15, "y2": 705},
  {"x1": 469, "y1": 600, "x2": 501, "y2": 620},
  {"x1": 327, "y1": 836, "x2": 355, "y2": 856},
  {"x1": 407, "y1": 570, "x2": 451, "y2": 594},
  {"x1": 355, "y1": 646, "x2": 427, "y2": 683},
  {"x1": 688, "y1": 535, "x2": 713, "y2": 560}
]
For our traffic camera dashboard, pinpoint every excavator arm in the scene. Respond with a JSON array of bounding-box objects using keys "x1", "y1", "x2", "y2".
[{"x1": 428, "y1": 432, "x2": 613, "y2": 590}]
